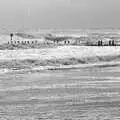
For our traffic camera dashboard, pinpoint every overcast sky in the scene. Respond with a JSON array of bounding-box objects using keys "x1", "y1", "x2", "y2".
[{"x1": 0, "y1": 0, "x2": 119, "y2": 31}]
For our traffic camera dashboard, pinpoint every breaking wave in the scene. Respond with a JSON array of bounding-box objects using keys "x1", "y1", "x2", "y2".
[{"x1": 0, "y1": 54, "x2": 120, "y2": 74}]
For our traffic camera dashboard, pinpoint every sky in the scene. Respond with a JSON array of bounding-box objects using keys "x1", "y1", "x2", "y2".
[{"x1": 0, "y1": 0, "x2": 119, "y2": 31}]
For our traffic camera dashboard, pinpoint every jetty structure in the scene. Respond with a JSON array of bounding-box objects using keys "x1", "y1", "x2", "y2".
[
  {"x1": 0, "y1": 25, "x2": 119, "y2": 47},
  {"x1": 6, "y1": 31, "x2": 89, "y2": 46},
  {"x1": 0, "y1": 27, "x2": 119, "y2": 47},
  {"x1": 7, "y1": 32, "x2": 120, "y2": 46}
]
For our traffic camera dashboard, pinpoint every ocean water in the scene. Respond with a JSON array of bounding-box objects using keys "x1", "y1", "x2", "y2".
[
  {"x1": 0, "y1": 47, "x2": 120, "y2": 120},
  {"x1": 0, "y1": 65, "x2": 120, "y2": 120}
]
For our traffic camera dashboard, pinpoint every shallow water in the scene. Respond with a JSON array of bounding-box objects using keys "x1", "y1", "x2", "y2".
[
  {"x1": 0, "y1": 47, "x2": 120, "y2": 120},
  {"x1": 0, "y1": 66, "x2": 120, "y2": 120}
]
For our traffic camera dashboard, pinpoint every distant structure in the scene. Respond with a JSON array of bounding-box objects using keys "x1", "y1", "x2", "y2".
[
  {"x1": 5, "y1": 32, "x2": 120, "y2": 47},
  {"x1": 10, "y1": 33, "x2": 13, "y2": 40},
  {"x1": 7, "y1": 32, "x2": 45, "y2": 46},
  {"x1": 10, "y1": 33, "x2": 14, "y2": 44}
]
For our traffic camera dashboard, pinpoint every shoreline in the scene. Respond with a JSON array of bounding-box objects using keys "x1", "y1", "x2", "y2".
[{"x1": 0, "y1": 46, "x2": 120, "y2": 74}]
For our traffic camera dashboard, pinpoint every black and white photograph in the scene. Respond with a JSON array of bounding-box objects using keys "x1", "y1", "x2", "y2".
[{"x1": 0, "y1": 0, "x2": 120, "y2": 120}]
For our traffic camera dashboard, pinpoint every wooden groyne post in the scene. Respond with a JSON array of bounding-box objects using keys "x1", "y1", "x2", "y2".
[
  {"x1": 98, "y1": 40, "x2": 103, "y2": 46},
  {"x1": 10, "y1": 33, "x2": 14, "y2": 45}
]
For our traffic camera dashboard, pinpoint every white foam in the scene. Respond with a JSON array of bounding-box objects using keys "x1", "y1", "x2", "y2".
[
  {"x1": 0, "y1": 69, "x2": 11, "y2": 74},
  {"x1": 0, "y1": 46, "x2": 120, "y2": 61},
  {"x1": 0, "y1": 78, "x2": 120, "y2": 92}
]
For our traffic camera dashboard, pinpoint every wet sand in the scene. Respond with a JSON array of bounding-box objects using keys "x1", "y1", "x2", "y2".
[{"x1": 0, "y1": 66, "x2": 120, "y2": 120}]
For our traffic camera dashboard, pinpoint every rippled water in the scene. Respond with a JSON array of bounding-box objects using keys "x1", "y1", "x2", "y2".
[
  {"x1": 0, "y1": 47, "x2": 120, "y2": 120},
  {"x1": 0, "y1": 65, "x2": 120, "y2": 120}
]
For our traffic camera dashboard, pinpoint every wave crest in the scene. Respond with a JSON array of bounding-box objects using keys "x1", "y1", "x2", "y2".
[{"x1": 0, "y1": 54, "x2": 120, "y2": 74}]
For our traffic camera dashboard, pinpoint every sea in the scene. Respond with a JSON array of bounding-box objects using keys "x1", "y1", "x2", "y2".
[{"x1": 0, "y1": 48, "x2": 120, "y2": 120}]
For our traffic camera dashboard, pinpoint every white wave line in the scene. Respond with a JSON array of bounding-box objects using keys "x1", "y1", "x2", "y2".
[{"x1": 0, "y1": 80, "x2": 120, "y2": 92}]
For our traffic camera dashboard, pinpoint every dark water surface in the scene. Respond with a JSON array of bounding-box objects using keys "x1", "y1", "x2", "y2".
[{"x1": 0, "y1": 66, "x2": 120, "y2": 120}]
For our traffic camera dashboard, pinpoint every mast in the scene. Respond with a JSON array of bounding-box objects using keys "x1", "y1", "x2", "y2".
[
  {"x1": 10, "y1": 33, "x2": 13, "y2": 40},
  {"x1": 10, "y1": 33, "x2": 14, "y2": 44}
]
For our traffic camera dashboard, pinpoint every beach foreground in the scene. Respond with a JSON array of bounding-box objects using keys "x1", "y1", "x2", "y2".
[{"x1": 0, "y1": 46, "x2": 120, "y2": 120}]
